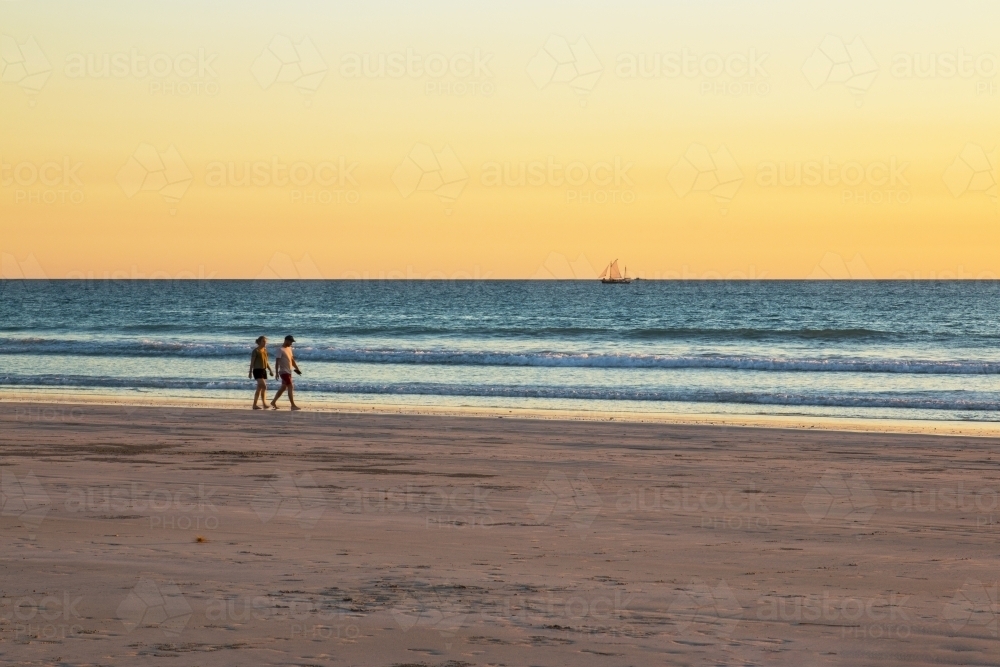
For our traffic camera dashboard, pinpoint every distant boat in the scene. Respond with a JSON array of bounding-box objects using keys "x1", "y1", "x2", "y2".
[{"x1": 598, "y1": 259, "x2": 632, "y2": 284}]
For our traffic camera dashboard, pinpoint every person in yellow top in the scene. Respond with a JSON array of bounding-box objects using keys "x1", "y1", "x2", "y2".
[{"x1": 249, "y1": 336, "x2": 273, "y2": 409}]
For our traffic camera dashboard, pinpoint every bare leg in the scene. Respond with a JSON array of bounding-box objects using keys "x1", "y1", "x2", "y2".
[
  {"x1": 253, "y1": 380, "x2": 264, "y2": 408},
  {"x1": 288, "y1": 384, "x2": 300, "y2": 410},
  {"x1": 271, "y1": 383, "x2": 286, "y2": 408}
]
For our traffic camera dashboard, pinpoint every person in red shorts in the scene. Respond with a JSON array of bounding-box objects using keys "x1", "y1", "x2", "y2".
[{"x1": 270, "y1": 335, "x2": 302, "y2": 410}]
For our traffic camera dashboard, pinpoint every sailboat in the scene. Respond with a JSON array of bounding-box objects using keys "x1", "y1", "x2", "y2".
[{"x1": 598, "y1": 259, "x2": 632, "y2": 284}]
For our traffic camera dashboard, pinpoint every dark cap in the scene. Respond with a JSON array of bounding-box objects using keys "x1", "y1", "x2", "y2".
[{"x1": 284, "y1": 335, "x2": 295, "y2": 343}]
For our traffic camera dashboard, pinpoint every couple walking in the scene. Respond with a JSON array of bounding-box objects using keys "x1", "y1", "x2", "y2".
[{"x1": 249, "y1": 335, "x2": 302, "y2": 410}]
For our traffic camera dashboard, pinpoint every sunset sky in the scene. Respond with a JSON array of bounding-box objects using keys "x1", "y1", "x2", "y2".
[{"x1": 2, "y1": 0, "x2": 998, "y2": 279}]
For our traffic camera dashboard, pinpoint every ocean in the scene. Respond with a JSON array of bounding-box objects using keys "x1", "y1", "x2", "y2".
[{"x1": 2, "y1": 280, "x2": 1000, "y2": 422}]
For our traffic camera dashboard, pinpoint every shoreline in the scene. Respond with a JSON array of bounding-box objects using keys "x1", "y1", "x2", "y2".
[{"x1": 4, "y1": 389, "x2": 1000, "y2": 437}]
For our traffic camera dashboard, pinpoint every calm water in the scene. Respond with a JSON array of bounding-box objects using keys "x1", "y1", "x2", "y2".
[{"x1": 2, "y1": 280, "x2": 1000, "y2": 422}]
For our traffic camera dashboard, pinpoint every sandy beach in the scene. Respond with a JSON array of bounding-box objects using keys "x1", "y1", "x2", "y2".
[{"x1": 2, "y1": 401, "x2": 1000, "y2": 666}]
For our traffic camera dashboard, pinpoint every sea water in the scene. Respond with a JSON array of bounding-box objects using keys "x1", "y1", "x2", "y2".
[{"x1": 2, "y1": 280, "x2": 1000, "y2": 422}]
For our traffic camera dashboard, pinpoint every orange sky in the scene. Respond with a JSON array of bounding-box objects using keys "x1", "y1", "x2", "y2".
[{"x1": 2, "y1": 1, "x2": 998, "y2": 279}]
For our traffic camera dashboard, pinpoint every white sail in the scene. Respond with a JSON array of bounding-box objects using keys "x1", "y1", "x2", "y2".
[
  {"x1": 598, "y1": 263, "x2": 609, "y2": 279},
  {"x1": 609, "y1": 260, "x2": 622, "y2": 280}
]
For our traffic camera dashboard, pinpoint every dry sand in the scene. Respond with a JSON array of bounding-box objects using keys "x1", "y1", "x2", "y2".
[{"x1": 2, "y1": 401, "x2": 999, "y2": 666}]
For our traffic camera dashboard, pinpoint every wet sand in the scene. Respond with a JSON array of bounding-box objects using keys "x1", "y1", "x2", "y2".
[
  {"x1": 2, "y1": 401, "x2": 999, "y2": 666},
  {"x1": 9, "y1": 389, "x2": 1000, "y2": 438}
]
